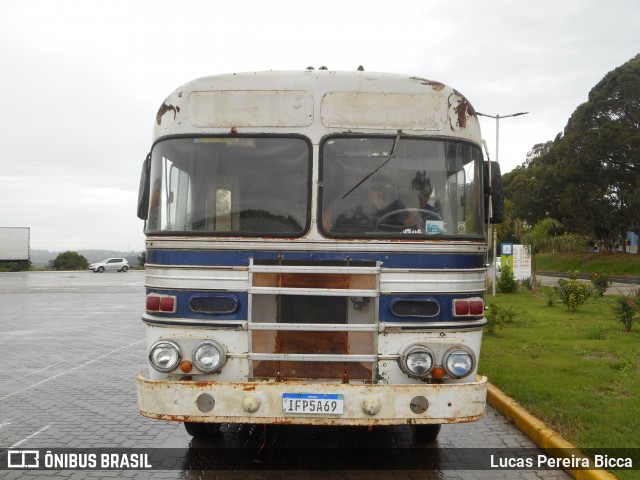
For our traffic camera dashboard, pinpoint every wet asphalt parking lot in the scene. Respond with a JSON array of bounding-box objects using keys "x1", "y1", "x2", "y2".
[{"x1": 0, "y1": 271, "x2": 570, "y2": 479}]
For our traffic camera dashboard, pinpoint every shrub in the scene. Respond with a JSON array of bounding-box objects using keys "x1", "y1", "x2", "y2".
[
  {"x1": 554, "y1": 278, "x2": 593, "y2": 311},
  {"x1": 612, "y1": 291, "x2": 639, "y2": 332},
  {"x1": 0, "y1": 260, "x2": 31, "y2": 272},
  {"x1": 521, "y1": 277, "x2": 542, "y2": 292},
  {"x1": 546, "y1": 292, "x2": 555, "y2": 306},
  {"x1": 485, "y1": 303, "x2": 519, "y2": 334},
  {"x1": 590, "y1": 270, "x2": 610, "y2": 296},
  {"x1": 485, "y1": 304, "x2": 505, "y2": 334},
  {"x1": 497, "y1": 263, "x2": 517, "y2": 293}
]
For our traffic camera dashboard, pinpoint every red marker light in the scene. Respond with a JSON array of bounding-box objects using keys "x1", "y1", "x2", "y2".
[
  {"x1": 454, "y1": 299, "x2": 470, "y2": 316},
  {"x1": 160, "y1": 296, "x2": 175, "y2": 312},
  {"x1": 469, "y1": 299, "x2": 484, "y2": 315},
  {"x1": 453, "y1": 298, "x2": 484, "y2": 317},
  {"x1": 146, "y1": 294, "x2": 176, "y2": 312},
  {"x1": 146, "y1": 295, "x2": 161, "y2": 311}
]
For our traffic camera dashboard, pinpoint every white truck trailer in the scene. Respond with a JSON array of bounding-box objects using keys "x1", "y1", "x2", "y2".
[{"x1": 0, "y1": 227, "x2": 30, "y2": 261}]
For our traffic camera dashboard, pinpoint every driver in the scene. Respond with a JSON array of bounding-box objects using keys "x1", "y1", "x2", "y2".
[{"x1": 331, "y1": 176, "x2": 409, "y2": 232}]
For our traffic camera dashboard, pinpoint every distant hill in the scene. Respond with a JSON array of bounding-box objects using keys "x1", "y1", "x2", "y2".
[{"x1": 31, "y1": 249, "x2": 144, "y2": 269}]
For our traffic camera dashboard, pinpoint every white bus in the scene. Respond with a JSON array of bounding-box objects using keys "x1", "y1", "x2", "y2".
[{"x1": 136, "y1": 68, "x2": 503, "y2": 441}]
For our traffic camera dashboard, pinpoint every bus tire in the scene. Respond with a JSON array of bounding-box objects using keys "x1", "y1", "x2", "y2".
[
  {"x1": 412, "y1": 424, "x2": 441, "y2": 442},
  {"x1": 184, "y1": 422, "x2": 221, "y2": 438}
]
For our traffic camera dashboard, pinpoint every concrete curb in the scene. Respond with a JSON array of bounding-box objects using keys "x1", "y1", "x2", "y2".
[{"x1": 486, "y1": 382, "x2": 619, "y2": 480}]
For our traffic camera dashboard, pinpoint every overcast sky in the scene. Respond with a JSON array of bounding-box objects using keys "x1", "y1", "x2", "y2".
[{"x1": 1, "y1": 0, "x2": 638, "y2": 252}]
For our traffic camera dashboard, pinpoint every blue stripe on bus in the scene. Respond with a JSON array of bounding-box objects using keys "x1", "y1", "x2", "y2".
[
  {"x1": 143, "y1": 289, "x2": 482, "y2": 324},
  {"x1": 147, "y1": 249, "x2": 485, "y2": 269}
]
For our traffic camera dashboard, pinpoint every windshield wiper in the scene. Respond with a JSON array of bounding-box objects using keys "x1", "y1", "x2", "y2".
[{"x1": 341, "y1": 131, "x2": 402, "y2": 199}]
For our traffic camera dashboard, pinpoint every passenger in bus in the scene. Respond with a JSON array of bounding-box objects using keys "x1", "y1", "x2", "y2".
[
  {"x1": 410, "y1": 171, "x2": 441, "y2": 218},
  {"x1": 411, "y1": 171, "x2": 437, "y2": 213}
]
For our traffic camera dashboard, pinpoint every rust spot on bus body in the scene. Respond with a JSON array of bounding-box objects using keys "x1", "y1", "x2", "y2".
[
  {"x1": 410, "y1": 77, "x2": 446, "y2": 91},
  {"x1": 156, "y1": 103, "x2": 181, "y2": 125},
  {"x1": 453, "y1": 97, "x2": 476, "y2": 129},
  {"x1": 450, "y1": 88, "x2": 477, "y2": 130},
  {"x1": 143, "y1": 412, "x2": 479, "y2": 426},
  {"x1": 252, "y1": 273, "x2": 375, "y2": 290},
  {"x1": 252, "y1": 360, "x2": 372, "y2": 380}
]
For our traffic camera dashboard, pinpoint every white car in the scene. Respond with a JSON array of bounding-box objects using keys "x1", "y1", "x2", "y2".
[{"x1": 89, "y1": 258, "x2": 129, "y2": 273}]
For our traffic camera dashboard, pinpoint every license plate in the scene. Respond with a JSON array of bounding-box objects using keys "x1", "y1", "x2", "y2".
[{"x1": 282, "y1": 393, "x2": 344, "y2": 415}]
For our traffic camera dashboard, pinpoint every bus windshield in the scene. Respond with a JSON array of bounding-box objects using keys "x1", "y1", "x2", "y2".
[
  {"x1": 146, "y1": 137, "x2": 311, "y2": 236},
  {"x1": 320, "y1": 137, "x2": 484, "y2": 238}
]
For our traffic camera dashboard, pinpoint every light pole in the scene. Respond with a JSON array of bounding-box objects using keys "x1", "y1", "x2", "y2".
[{"x1": 477, "y1": 111, "x2": 529, "y2": 296}]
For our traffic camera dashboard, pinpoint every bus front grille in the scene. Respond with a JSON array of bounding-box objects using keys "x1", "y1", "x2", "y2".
[{"x1": 248, "y1": 260, "x2": 379, "y2": 381}]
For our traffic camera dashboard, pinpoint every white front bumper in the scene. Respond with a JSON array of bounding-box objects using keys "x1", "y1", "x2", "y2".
[{"x1": 137, "y1": 374, "x2": 487, "y2": 426}]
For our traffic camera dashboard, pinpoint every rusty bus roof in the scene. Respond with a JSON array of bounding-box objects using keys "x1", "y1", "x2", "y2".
[{"x1": 152, "y1": 70, "x2": 481, "y2": 145}]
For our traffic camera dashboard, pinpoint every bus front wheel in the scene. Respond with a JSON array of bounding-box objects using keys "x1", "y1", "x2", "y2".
[{"x1": 184, "y1": 422, "x2": 221, "y2": 438}]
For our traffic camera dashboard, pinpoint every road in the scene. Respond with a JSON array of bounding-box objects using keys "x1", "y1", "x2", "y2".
[
  {"x1": 488, "y1": 265, "x2": 639, "y2": 296},
  {"x1": 537, "y1": 274, "x2": 639, "y2": 296},
  {"x1": 0, "y1": 271, "x2": 570, "y2": 479}
]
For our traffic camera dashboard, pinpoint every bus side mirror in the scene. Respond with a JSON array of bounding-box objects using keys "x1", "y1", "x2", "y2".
[
  {"x1": 137, "y1": 154, "x2": 151, "y2": 220},
  {"x1": 484, "y1": 161, "x2": 504, "y2": 224}
]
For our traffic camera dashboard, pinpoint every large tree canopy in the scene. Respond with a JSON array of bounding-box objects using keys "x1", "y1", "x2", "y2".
[
  {"x1": 503, "y1": 54, "x2": 640, "y2": 251},
  {"x1": 51, "y1": 251, "x2": 89, "y2": 270}
]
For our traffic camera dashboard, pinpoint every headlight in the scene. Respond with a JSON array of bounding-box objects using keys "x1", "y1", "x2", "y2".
[
  {"x1": 149, "y1": 340, "x2": 181, "y2": 372},
  {"x1": 443, "y1": 347, "x2": 475, "y2": 378},
  {"x1": 400, "y1": 345, "x2": 434, "y2": 378},
  {"x1": 192, "y1": 340, "x2": 226, "y2": 373}
]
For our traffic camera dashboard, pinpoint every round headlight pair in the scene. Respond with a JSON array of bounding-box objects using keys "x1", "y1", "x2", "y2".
[
  {"x1": 149, "y1": 340, "x2": 226, "y2": 373},
  {"x1": 399, "y1": 344, "x2": 475, "y2": 379}
]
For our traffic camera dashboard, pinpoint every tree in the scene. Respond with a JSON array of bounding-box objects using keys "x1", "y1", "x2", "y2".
[
  {"x1": 503, "y1": 141, "x2": 563, "y2": 225},
  {"x1": 138, "y1": 251, "x2": 147, "y2": 267},
  {"x1": 51, "y1": 251, "x2": 89, "y2": 271},
  {"x1": 504, "y1": 55, "x2": 640, "y2": 249},
  {"x1": 558, "y1": 55, "x2": 640, "y2": 247}
]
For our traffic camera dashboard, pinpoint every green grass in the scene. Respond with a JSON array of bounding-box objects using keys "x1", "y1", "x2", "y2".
[
  {"x1": 536, "y1": 252, "x2": 640, "y2": 277},
  {"x1": 479, "y1": 287, "x2": 640, "y2": 456}
]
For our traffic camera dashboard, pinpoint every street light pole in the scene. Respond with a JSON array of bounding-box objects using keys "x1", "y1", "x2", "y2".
[{"x1": 477, "y1": 111, "x2": 528, "y2": 296}]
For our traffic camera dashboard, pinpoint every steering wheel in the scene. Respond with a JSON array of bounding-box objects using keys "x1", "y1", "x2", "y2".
[{"x1": 375, "y1": 208, "x2": 442, "y2": 231}]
